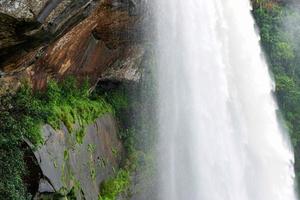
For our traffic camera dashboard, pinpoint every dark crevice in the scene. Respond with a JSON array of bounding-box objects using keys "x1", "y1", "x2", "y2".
[{"x1": 22, "y1": 143, "x2": 43, "y2": 197}]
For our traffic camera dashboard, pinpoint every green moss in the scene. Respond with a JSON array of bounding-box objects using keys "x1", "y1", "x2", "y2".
[
  {"x1": 95, "y1": 86, "x2": 129, "y2": 117},
  {"x1": 88, "y1": 144, "x2": 96, "y2": 153},
  {"x1": 75, "y1": 127, "x2": 86, "y2": 144},
  {"x1": 0, "y1": 77, "x2": 114, "y2": 199},
  {"x1": 98, "y1": 169, "x2": 130, "y2": 200},
  {"x1": 44, "y1": 78, "x2": 113, "y2": 134},
  {"x1": 90, "y1": 164, "x2": 96, "y2": 182},
  {"x1": 86, "y1": 143, "x2": 97, "y2": 182}
]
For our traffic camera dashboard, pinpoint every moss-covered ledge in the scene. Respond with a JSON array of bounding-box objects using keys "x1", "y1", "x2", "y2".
[{"x1": 0, "y1": 77, "x2": 121, "y2": 199}]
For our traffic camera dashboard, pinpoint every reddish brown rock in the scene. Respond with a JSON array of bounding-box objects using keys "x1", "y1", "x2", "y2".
[
  {"x1": 0, "y1": 2, "x2": 146, "y2": 91},
  {"x1": 32, "y1": 5, "x2": 144, "y2": 89}
]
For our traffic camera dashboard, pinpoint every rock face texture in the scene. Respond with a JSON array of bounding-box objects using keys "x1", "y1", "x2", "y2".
[
  {"x1": 0, "y1": 0, "x2": 148, "y2": 91},
  {"x1": 0, "y1": 0, "x2": 48, "y2": 19},
  {"x1": 0, "y1": 0, "x2": 150, "y2": 200},
  {"x1": 31, "y1": 114, "x2": 123, "y2": 199},
  {"x1": 0, "y1": 0, "x2": 98, "y2": 69},
  {"x1": 0, "y1": 0, "x2": 149, "y2": 199},
  {"x1": 32, "y1": 4, "x2": 145, "y2": 89}
]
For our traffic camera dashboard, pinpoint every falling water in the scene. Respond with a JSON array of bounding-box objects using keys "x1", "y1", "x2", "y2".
[{"x1": 154, "y1": 0, "x2": 298, "y2": 200}]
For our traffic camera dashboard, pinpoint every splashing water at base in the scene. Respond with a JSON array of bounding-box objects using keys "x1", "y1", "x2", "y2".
[{"x1": 154, "y1": 0, "x2": 298, "y2": 200}]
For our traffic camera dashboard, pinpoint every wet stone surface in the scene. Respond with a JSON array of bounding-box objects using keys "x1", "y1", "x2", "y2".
[{"x1": 33, "y1": 114, "x2": 124, "y2": 199}]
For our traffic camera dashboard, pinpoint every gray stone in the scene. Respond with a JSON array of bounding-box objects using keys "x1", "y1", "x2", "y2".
[
  {"x1": 38, "y1": 178, "x2": 55, "y2": 193},
  {"x1": 34, "y1": 114, "x2": 124, "y2": 200}
]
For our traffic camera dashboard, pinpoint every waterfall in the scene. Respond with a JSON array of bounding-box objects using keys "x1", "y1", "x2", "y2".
[{"x1": 154, "y1": 0, "x2": 298, "y2": 200}]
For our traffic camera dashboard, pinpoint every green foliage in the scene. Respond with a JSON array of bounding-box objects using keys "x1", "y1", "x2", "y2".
[
  {"x1": 97, "y1": 86, "x2": 129, "y2": 117},
  {"x1": 0, "y1": 77, "x2": 113, "y2": 199},
  {"x1": 98, "y1": 169, "x2": 130, "y2": 200},
  {"x1": 0, "y1": 148, "x2": 31, "y2": 200},
  {"x1": 0, "y1": 85, "x2": 46, "y2": 200},
  {"x1": 253, "y1": 1, "x2": 300, "y2": 186},
  {"x1": 106, "y1": 90, "x2": 129, "y2": 115},
  {"x1": 96, "y1": 66, "x2": 158, "y2": 198},
  {"x1": 45, "y1": 78, "x2": 113, "y2": 133},
  {"x1": 118, "y1": 128, "x2": 137, "y2": 154}
]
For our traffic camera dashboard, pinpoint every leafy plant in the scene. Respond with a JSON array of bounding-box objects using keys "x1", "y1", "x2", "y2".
[
  {"x1": 0, "y1": 77, "x2": 114, "y2": 199},
  {"x1": 98, "y1": 169, "x2": 130, "y2": 200},
  {"x1": 252, "y1": 0, "x2": 300, "y2": 186}
]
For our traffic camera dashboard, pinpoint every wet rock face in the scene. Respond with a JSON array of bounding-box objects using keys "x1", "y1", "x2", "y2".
[
  {"x1": 31, "y1": 4, "x2": 146, "y2": 88},
  {"x1": 0, "y1": 1, "x2": 150, "y2": 199},
  {"x1": 0, "y1": 1, "x2": 149, "y2": 199},
  {"x1": 0, "y1": 0, "x2": 86, "y2": 23},
  {"x1": 0, "y1": 13, "x2": 41, "y2": 61},
  {"x1": 33, "y1": 114, "x2": 123, "y2": 199},
  {"x1": 0, "y1": 0, "x2": 148, "y2": 91},
  {"x1": 0, "y1": 0, "x2": 99, "y2": 67},
  {"x1": 0, "y1": 14, "x2": 25, "y2": 50}
]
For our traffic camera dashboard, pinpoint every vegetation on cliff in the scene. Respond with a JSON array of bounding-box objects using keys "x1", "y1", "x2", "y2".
[
  {"x1": 0, "y1": 78, "x2": 113, "y2": 199},
  {"x1": 0, "y1": 74, "x2": 155, "y2": 199},
  {"x1": 97, "y1": 82, "x2": 157, "y2": 199},
  {"x1": 97, "y1": 54, "x2": 157, "y2": 199},
  {"x1": 98, "y1": 169, "x2": 130, "y2": 200},
  {"x1": 252, "y1": 0, "x2": 300, "y2": 184}
]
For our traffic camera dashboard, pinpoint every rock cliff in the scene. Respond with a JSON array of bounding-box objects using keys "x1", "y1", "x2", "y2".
[
  {"x1": 32, "y1": 115, "x2": 124, "y2": 199},
  {"x1": 0, "y1": 0, "x2": 150, "y2": 199},
  {"x1": 0, "y1": 0, "x2": 149, "y2": 91}
]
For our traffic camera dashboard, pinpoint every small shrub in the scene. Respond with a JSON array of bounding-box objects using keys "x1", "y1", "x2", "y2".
[{"x1": 98, "y1": 169, "x2": 130, "y2": 200}]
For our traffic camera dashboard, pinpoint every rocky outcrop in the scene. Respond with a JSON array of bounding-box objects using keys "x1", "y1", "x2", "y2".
[
  {"x1": 28, "y1": 114, "x2": 124, "y2": 199},
  {"x1": 0, "y1": 0, "x2": 148, "y2": 91},
  {"x1": 32, "y1": 5, "x2": 142, "y2": 88},
  {"x1": 0, "y1": 0, "x2": 100, "y2": 68},
  {"x1": 0, "y1": 1, "x2": 149, "y2": 199},
  {"x1": 0, "y1": 0, "x2": 94, "y2": 27}
]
